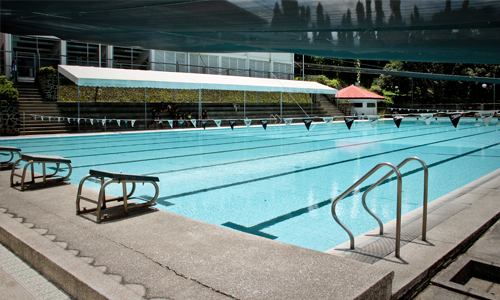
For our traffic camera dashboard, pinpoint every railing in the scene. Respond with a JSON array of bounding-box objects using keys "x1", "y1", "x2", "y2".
[
  {"x1": 362, "y1": 157, "x2": 428, "y2": 240},
  {"x1": 331, "y1": 157, "x2": 428, "y2": 258}
]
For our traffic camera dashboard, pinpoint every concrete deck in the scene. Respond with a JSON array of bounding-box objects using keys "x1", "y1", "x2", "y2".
[{"x1": 1, "y1": 153, "x2": 500, "y2": 299}]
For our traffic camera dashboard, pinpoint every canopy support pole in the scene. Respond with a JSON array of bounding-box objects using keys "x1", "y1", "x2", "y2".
[
  {"x1": 57, "y1": 71, "x2": 60, "y2": 101},
  {"x1": 244, "y1": 91, "x2": 246, "y2": 119},
  {"x1": 302, "y1": 55, "x2": 305, "y2": 81},
  {"x1": 199, "y1": 89, "x2": 202, "y2": 122},
  {"x1": 78, "y1": 85, "x2": 80, "y2": 132},
  {"x1": 145, "y1": 88, "x2": 147, "y2": 130},
  {"x1": 280, "y1": 92, "x2": 283, "y2": 118},
  {"x1": 311, "y1": 94, "x2": 313, "y2": 115},
  {"x1": 411, "y1": 78, "x2": 414, "y2": 109}
]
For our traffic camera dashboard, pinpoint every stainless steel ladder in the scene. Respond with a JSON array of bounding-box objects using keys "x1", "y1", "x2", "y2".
[{"x1": 331, "y1": 157, "x2": 428, "y2": 258}]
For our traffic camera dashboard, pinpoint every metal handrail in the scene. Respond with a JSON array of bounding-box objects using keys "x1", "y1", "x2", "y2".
[
  {"x1": 361, "y1": 157, "x2": 428, "y2": 241},
  {"x1": 331, "y1": 162, "x2": 403, "y2": 257}
]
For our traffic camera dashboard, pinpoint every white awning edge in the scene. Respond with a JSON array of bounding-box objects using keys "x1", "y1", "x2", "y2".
[{"x1": 58, "y1": 65, "x2": 338, "y2": 95}]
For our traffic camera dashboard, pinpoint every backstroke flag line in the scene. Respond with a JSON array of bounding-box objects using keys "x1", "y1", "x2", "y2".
[
  {"x1": 167, "y1": 120, "x2": 173, "y2": 128},
  {"x1": 393, "y1": 115, "x2": 404, "y2": 128},
  {"x1": 229, "y1": 120, "x2": 236, "y2": 130},
  {"x1": 191, "y1": 119, "x2": 196, "y2": 127},
  {"x1": 214, "y1": 120, "x2": 222, "y2": 127},
  {"x1": 344, "y1": 117, "x2": 354, "y2": 130},
  {"x1": 303, "y1": 119, "x2": 313, "y2": 131},
  {"x1": 479, "y1": 111, "x2": 495, "y2": 126},
  {"x1": 202, "y1": 120, "x2": 208, "y2": 130},
  {"x1": 420, "y1": 113, "x2": 434, "y2": 125},
  {"x1": 449, "y1": 113, "x2": 461, "y2": 128},
  {"x1": 244, "y1": 119, "x2": 252, "y2": 128},
  {"x1": 284, "y1": 118, "x2": 293, "y2": 128},
  {"x1": 260, "y1": 119, "x2": 268, "y2": 130},
  {"x1": 368, "y1": 116, "x2": 380, "y2": 128}
]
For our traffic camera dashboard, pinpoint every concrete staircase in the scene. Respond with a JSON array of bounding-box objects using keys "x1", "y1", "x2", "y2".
[
  {"x1": 14, "y1": 82, "x2": 70, "y2": 135},
  {"x1": 316, "y1": 94, "x2": 344, "y2": 117}
]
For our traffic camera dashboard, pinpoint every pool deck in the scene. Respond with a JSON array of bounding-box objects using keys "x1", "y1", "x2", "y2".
[{"x1": 1, "y1": 130, "x2": 500, "y2": 299}]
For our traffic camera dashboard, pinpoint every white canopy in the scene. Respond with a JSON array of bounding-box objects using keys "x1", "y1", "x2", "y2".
[{"x1": 58, "y1": 65, "x2": 337, "y2": 95}]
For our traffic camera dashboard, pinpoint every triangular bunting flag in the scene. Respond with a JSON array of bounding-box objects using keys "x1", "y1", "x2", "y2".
[
  {"x1": 260, "y1": 119, "x2": 268, "y2": 130},
  {"x1": 244, "y1": 119, "x2": 252, "y2": 128},
  {"x1": 41, "y1": 116, "x2": 44, "y2": 121},
  {"x1": 102, "y1": 119, "x2": 106, "y2": 125},
  {"x1": 67, "y1": 118, "x2": 71, "y2": 123},
  {"x1": 284, "y1": 118, "x2": 293, "y2": 128},
  {"x1": 202, "y1": 120, "x2": 208, "y2": 130},
  {"x1": 449, "y1": 113, "x2": 461, "y2": 128},
  {"x1": 131, "y1": 120, "x2": 136, "y2": 127},
  {"x1": 167, "y1": 120, "x2": 174, "y2": 128},
  {"x1": 479, "y1": 111, "x2": 495, "y2": 126},
  {"x1": 214, "y1": 120, "x2": 222, "y2": 127},
  {"x1": 393, "y1": 115, "x2": 404, "y2": 128},
  {"x1": 58, "y1": 117, "x2": 61, "y2": 123},
  {"x1": 420, "y1": 113, "x2": 434, "y2": 126},
  {"x1": 322, "y1": 117, "x2": 333, "y2": 128},
  {"x1": 179, "y1": 120, "x2": 185, "y2": 125},
  {"x1": 229, "y1": 120, "x2": 236, "y2": 130},
  {"x1": 48, "y1": 116, "x2": 52, "y2": 122},
  {"x1": 303, "y1": 118, "x2": 313, "y2": 131},
  {"x1": 191, "y1": 119, "x2": 197, "y2": 128},
  {"x1": 367, "y1": 116, "x2": 380, "y2": 128},
  {"x1": 117, "y1": 120, "x2": 121, "y2": 126},
  {"x1": 90, "y1": 119, "x2": 94, "y2": 125},
  {"x1": 344, "y1": 117, "x2": 354, "y2": 130},
  {"x1": 77, "y1": 118, "x2": 81, "y2": 124}
]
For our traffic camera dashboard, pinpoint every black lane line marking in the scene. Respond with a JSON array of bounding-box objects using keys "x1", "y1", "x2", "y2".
[
  {"x1": 222, "y1": 139, "x2": 500, "y2": 239},
  {"x1": 158, "y1": 129, "x2": 496, "y2": 202},
  {"x1": 118, "y1": 124, "x2": 482, "y2": 175},
  {"x1": 22, "y1": 126, "x2": 341, "y2": 155},
  {"x1": 70, "y1": 125, "x2": 463, "y2": 169},
  {"x1": 141, "y1": 125, "x2": 468, "y2": 176},
  {"x1": 5, "y1": 120, "x2": 448, "y2": 152},
  {"x1": 6, "y1": 125, "x2": 313, "y2": 148},
  {"x1": 23, "y1": 122, "x2": 415, "y2": 155}
]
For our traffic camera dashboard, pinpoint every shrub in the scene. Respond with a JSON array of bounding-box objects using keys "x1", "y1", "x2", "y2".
[
  {"x1": 36, "y1": 66, "x2": 57, "y2": 83},
  {"x1": 0, "y1": 75, "x2": 18, "y2": 99}
]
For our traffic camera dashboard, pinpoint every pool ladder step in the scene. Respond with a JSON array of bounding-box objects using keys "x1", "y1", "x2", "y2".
[{"x1": 331, "y1": 157, "x2": 428, "y2": 258}]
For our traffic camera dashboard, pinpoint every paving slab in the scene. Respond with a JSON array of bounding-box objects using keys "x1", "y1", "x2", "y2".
[{"x1": 0, "y1": 169, "x2": 393, "y2": 300}]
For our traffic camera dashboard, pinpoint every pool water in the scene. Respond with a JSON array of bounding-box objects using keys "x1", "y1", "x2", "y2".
[{"x1": 2, "y1": 117, "x2": 500, "y2": 252}]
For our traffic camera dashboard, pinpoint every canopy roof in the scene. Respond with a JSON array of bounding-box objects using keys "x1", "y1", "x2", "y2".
[
  {"x1": 337, "y1": 85, "x2": 385, "y2": 100},
  {"x1": 4, "y1": 0, "x2": 500, "y2": 64},
  {"x1": 58, "y1": 65, "x2": 338, "y2": 94}
]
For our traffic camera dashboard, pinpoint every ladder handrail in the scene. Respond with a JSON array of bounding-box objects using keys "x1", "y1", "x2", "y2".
[
  {"x1": 362, "y1": 157, "x2": 428, "y2": 241},
  {"x1": 331, "y1": 162, "x2": 403, "y2": 257}
]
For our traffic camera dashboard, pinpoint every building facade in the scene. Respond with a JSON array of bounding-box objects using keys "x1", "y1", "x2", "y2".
[{"x1": 1, "y1": 34, "x2": 294, "y2": 81}]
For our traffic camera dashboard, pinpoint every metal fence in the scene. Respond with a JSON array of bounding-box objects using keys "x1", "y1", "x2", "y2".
[{"x1": 1, "y1": 50, "x2": 294, "y2": 81}]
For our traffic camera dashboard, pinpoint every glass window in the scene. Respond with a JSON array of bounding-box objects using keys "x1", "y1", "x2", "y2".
[
  {"x1": 354, "y1": 103, "x2": 363, "y2": 107},
  {"x1": 367, "y1": 103, "x2": 376, "y2": 107}
]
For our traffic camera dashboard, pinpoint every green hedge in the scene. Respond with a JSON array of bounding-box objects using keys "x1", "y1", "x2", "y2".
[
  {"x1": 0, "y1": 76, "x2": 18, "y2": 100},
  {"x1": 58, "y1": 86, "x2": 311, "y2": 104}
]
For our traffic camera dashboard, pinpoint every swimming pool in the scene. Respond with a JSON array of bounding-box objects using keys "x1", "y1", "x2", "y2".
[{"x1": 2, "y1": 117, "x2": 500, "y2": 252}]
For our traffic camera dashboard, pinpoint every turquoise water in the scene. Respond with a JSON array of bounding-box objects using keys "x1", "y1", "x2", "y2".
[{"x1": 2, "y1": 117, "x2": 500, "y2": 252}]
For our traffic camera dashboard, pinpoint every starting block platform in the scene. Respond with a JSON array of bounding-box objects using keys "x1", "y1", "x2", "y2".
[
  {"x1": 10, "y1": 154, "x2": 72, "y2": 190},
  {"x1": 76, "y1": 169, "x2": 160, "y2": 222}
]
